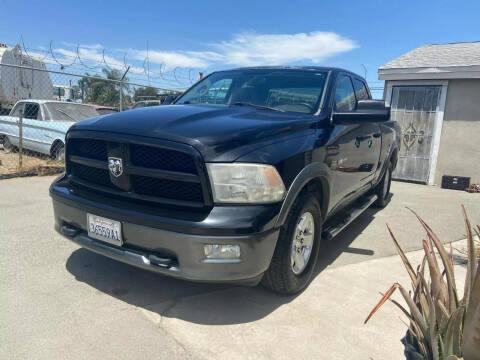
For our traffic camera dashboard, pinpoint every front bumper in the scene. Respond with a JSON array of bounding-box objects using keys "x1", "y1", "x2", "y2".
[{"x1": 51, "y1": 179, "x2": 280, "y2": 285}]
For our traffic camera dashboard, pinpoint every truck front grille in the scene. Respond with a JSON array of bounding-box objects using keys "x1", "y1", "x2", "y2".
[
  {"x1": 68, "y1": 138, "x2": 108, "y2": 161},
  {"x1": 131, "y1": 175, "x2": 204, "y2": 202},
  {"x1": 66, "y1": 135, "x2": 210, "y2": 208},
  {"x1": 130, "y1": 144, "x2": 197, "y2": 174},
  {"x1": 69, "y1": 162, "x2": 111, "y2": 187}
]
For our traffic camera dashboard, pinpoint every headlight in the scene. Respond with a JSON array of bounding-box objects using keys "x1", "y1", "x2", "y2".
[{"x1": 206, "y1": 163, "x2": 286, "y2": 203}]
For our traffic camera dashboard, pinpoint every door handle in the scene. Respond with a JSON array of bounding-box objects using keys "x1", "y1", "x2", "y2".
[
  {"x1": 326, "y1": 145, "x2": 340, "y2": 155},
  {"x1": 373, "y1": 132, "x2": 381, "y2": 138},
  {"x1": 356, "y1": 135, "x2": 371, "y2": 142}
]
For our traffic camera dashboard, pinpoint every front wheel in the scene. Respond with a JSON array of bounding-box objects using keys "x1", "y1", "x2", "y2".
[
  {"x1": 52, "y1": 143, "x2": 65, "y2": 161},
  {"x1": 373, "y1": 163, "x2": 392, "y2": 208},
  {"x1": 2, "y1": 136, "x2": 14, "y2": 152},
  {"x1": 262, "y1": 192, "x2": 322, "y2": 294}
]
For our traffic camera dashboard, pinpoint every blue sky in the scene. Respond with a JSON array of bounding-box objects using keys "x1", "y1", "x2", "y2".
[{"x1": 1, "y1": 0, "x2": 479, "y2": 94}]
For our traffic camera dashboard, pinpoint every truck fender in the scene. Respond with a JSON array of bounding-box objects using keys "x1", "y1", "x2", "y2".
[
  {"x1": 376, "y1": 142, "x2": 399, "y2": 186},
  {"x1": 275, "y1": 162, "x2": 332, "y2": 229}
]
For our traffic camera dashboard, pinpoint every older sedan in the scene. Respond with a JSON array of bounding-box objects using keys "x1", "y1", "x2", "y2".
[{"x1": 0, "y1": 100, "x2": 99, "y2": 160}]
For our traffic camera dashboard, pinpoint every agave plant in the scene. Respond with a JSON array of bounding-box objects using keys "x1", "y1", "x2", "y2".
[{"x1": 364, "y1": 206, "x2": 480, "y2": 360}]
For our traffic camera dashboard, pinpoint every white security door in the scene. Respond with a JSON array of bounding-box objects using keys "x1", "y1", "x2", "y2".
[{"x1": 390, "y1": 86, "x2": 442, "y2": 183}]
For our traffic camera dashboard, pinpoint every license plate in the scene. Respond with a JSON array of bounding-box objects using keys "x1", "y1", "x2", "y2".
[{"x1": 87, "y1": 213, "x2": 122, "y2": 246}]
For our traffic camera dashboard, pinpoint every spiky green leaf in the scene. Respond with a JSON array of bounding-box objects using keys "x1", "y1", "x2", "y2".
[{"x1": 409, "y1": 208, "x2": 459, "y2": 313}]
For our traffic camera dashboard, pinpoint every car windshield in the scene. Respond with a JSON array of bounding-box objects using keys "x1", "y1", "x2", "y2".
[
  {"x1": 44, "y1": 102, "x2": 99, "y2": 121},
  {"x1": 176, "y1": 69, "x2": 328, "y2": 114}
]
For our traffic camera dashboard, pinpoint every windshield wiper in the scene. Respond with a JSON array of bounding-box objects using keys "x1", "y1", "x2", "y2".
[
  {"x1": 232, "y1": 102, "x2": 285, "y2": 112},
  {"x1": 56, "y1": 108, "x2": 75, "y2": 121}
]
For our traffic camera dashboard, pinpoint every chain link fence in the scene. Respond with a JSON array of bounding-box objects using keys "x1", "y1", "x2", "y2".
[{"x1": 0, "y1": 63, "x2": 179, "y2": 177}]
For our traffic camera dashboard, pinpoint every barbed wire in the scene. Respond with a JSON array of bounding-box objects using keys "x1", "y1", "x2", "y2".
[
  {"x1": 10, "y1": 37, "x2": 385, "y2": 93},
  {"x1": 11, "y1": 37, "x2": 199, "y2": 89}
]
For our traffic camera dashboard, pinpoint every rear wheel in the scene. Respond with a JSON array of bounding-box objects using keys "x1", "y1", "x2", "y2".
[
  {"x1": 373, "y1": 163, "x2": 392, "y2": 208},
  {"x1": 262, "y1": 192, "x2": 322, "y2": 294}
]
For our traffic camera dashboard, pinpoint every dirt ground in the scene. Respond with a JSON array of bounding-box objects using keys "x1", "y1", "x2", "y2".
[{"x1": 0, "y1": 145, "x2": 64, "y2": 175}]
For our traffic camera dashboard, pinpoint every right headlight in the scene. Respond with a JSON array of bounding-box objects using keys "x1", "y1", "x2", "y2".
[{"x1": 206, "y1": 163, "x2": 286, "y2": 204}]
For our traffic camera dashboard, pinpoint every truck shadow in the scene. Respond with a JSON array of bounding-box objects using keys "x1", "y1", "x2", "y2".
[{"x1": 65, "y1": 200, "x2": 387, "y2": 326}]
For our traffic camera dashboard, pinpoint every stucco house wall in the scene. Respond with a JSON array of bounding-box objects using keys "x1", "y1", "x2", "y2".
[
  {"x1": 434, "y1": 79, "x2": 480, "y2": 184},
  {"x1": 379, "y1": 42, "x2": 480, "y2": 186}
]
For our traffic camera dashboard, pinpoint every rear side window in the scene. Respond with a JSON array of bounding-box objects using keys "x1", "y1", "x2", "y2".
[
  {"x1": 24, "y1": 103, "x2": 40, "y2": 120},
  {"x1": 334, "y1": 75, "x2": 356, "y2": 111},
  {"x1": 353, "y1": 78, "x2": 370, "y2": 100}
]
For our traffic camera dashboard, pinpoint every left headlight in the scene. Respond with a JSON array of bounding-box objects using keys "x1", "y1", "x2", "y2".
[{"x1": 206, "y1": 163, "x2": 286, "y2": 204}]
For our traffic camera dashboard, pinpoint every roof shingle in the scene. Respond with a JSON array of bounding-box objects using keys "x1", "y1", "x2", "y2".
[{"x1": 380, "y1": 42, "x2": 480, "y2": 69}]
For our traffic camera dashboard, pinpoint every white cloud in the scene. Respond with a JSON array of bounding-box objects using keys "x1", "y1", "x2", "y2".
[
  {"x1": 133, "y1": 50, "x2": 214, "y2": 69},
  {"x1": 132, "y1": 31, "x2": 357, "y2": 69},
  {"x1": 27, "y1": 31, "x2": 357, "y2": 81},
  {"x1": 215, "y1": 31, "x2": 358, "y2": 66}
]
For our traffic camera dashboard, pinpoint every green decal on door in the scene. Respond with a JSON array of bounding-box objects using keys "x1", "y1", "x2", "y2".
[{"x1": 367, "y1": 139, "x2": 372, "y2": 148}]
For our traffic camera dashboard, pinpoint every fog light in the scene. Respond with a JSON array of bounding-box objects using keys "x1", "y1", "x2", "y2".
[{"x1": 204, "y1": 244, "x2": 241, "y2": 259}]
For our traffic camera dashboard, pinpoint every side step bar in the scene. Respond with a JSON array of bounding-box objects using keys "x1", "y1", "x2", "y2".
[{"x1": 322, "y1": 194, "x2": 378, "y2": 241}]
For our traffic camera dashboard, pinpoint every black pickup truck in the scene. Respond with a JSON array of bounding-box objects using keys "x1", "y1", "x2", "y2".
[{"x1": 50, "y1": 67, "x2": 400, "y2": 294}]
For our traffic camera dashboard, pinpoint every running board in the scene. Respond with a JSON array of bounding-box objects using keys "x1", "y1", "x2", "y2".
[{"x1": 322, "y1": 194, "x2": 378, "y2": 241}]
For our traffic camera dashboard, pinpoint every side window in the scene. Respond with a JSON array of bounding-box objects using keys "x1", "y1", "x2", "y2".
[
  {"x1": 207, "y1": 79, "x2": 232, "y2": 104},
  {"x1": 334, "y1": 75, "x2": 356, "y2": 111},
  {"x1": 178, "y1": 78, "x2": 233, "y2": 105},
  {"x1": 353, "y1": 78, "x2": 370, "y2": 100},
  {"x1": 9, "y1": 103, "x2": 24, "y2": 117},
  {"x1": 24, "y1": 103, "x2": 40, "y2": 120}
]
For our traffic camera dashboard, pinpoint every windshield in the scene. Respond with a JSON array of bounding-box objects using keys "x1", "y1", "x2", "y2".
[
  {"x1": 44, "y1": 103, "x2": 99, "y2": 122},
  {"x1": 176, "y1": 69, "x2": 328, "y2": 114}
]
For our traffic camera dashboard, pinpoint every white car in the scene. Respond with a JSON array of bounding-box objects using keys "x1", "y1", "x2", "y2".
[{"x1": 0, "y1": 100, "x2": 99, "y2": 160}]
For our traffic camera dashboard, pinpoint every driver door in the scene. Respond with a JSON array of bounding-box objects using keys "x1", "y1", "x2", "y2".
[{"x1": 21, "y1": 102, "x2": 45, "y2": 153}]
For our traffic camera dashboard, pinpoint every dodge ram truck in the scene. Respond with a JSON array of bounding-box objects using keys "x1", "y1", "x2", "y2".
[{"x1": 50, "y1": 67, "x2": 400, "y2": 294}]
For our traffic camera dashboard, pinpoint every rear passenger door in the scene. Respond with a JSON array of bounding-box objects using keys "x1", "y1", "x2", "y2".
[
  {"x1": 326, "y1": 74, "x2": 381, "y2": 207},
  {"x1": 351, "y1": 77, "x2": 382, "y2": 185}
]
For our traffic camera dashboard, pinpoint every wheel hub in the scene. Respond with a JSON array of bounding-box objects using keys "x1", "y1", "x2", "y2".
[{"x1": 291, "y1": 212, "x2": 315, "y2": 275}]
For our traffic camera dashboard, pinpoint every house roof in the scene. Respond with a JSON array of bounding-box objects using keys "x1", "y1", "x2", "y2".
[
  {"x1": 380, "y1": 42, "x2": 480, "y2": 69},
  {"x1": 378, "y1": 41, "x2": 480, "y2": 80}
]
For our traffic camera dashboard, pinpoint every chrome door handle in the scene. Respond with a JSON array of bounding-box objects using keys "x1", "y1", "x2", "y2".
[{"x1": 356, "y1": 135, "x2": 371, "y2": 142}]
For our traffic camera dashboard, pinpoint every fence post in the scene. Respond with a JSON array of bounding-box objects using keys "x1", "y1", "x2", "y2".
[
  {"x1": 119, "y1": 66, "x2": 130, "y2": 112},
  {"x1": 120, "y1": 85, "x2": 123, "y2": 111},
  {"x1": 18, "y1": 109, "x2": 23, "y2": 170}
]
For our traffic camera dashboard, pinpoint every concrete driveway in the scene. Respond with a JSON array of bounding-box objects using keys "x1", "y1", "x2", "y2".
[{"x1": 1, "y1": 176, "x2": 478, "y2": 359}]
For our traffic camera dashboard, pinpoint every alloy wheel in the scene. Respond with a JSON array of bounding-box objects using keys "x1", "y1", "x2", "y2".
[{"x1": 290, "y1": 211, "x2": 315, "y2": 275}]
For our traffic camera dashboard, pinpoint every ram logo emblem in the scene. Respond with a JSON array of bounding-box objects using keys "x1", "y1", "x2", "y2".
[{"x1": 108, "y1": 157, "x2": 123, "y2": 177}]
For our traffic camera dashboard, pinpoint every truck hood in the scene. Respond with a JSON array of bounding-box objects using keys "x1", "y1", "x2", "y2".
[{"x1": 71, "y1": 104, "x2": 320, "y2": 161}]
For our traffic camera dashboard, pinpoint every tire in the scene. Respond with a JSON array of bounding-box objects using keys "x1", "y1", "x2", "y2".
[
  {"x1": 52, "y1": 143, "x2": 65, "y2": 161},
  {"x1": 373, "y1": 163, "x2": 392, "y2": 208},
  {"x1": 262, "y1": 192, "x2": 322, "y2": 294},
  {"x1": 2, "y1": 136, "x2": 14, "y2": 152}
]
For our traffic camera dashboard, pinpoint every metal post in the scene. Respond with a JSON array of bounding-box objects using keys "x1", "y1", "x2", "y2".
[
  {"x1": 361, "y1": 64, "x2": 367, "y2": 80},
  {"x1": 119, "y1": 66, "x2": 130, "y2": 112},
  {"x1": 119, "y1": 87, "x2": 123, "y2": 111},
  {"x1": 18, "y1": 109, "x2": 23, "y2": 170}
]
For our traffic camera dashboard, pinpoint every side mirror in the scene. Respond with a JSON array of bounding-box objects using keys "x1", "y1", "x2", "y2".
[
  {"x1": 162, "y1": 94, "x2": 177, "y2": 105},
  {"x1": 332, "y1": 100, "x2": 390, "y2": 124}
]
